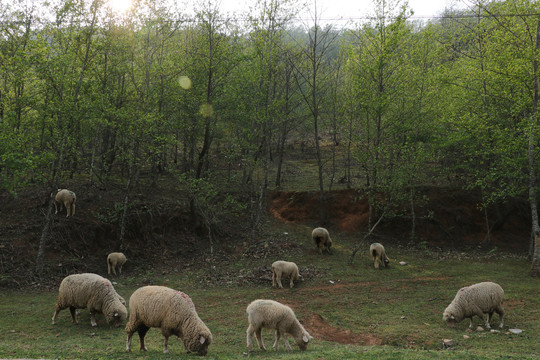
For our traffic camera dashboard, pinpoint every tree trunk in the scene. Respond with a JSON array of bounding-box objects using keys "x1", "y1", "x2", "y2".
[{"x1": 529, "y1": 19, "x2": 540, "y2": 277}]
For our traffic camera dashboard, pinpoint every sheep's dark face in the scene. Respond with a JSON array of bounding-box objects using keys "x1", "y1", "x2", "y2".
[
  {"x1": 296, "y1": 333, "x2": 312, "y2": 351},
  {"x1": 185, "y1": 334, "x2": 211, "y2": 356}
]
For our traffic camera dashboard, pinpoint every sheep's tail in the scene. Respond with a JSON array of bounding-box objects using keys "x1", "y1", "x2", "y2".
[{"x1": 371, "y1": 249, "x2": 378, "y2": 258}]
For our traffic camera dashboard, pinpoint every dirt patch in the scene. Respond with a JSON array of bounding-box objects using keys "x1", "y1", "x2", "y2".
[
  {"x1": 304, "y1": 312, "x2": 381, "y2": 345},
  {"x1": 268, "y1": 187, "x2": 531, "y2": 252}
]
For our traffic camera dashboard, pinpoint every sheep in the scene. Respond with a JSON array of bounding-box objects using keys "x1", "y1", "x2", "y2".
[
  {"x1": 54, "y1": 189, "x2": 76, "y2": 217},
  {"x1": 271, "y1": 261, "x2": 301, "y2": 289},
  {"x1": 52, "y1": 273, "x2": 127, "y2": 327},
  {"x1": 369, "y1": 242, "x2": 390, "y2": 269},
  {"x1": 125, "y1": 286, "x2": 212, "y2": 355},
  {"x1": 246, "y1": 299, "x2": 312, "y2": 352},
  {"x1": 443, "y1": 281, "x2": 505, "y2": 329},
  {"x1": 311, "y1": 227, "x2": 332, "y2": 254},
  {"x1": 107, "y1": 252, "x2": 127, "y2": 275}
]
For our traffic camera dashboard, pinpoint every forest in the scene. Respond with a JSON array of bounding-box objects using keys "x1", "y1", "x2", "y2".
[{"x1": 2, "y1": 0, "x2": 540, "y2": 277}]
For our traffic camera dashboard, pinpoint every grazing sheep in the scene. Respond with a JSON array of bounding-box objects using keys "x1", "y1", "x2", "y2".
[
  {"x1": 369, "y1": 243, "x2": 389, "y2": 269},
  {"x1": 54, "y1": 189, "x2": 76, "y2": 217},
  {"x1": 312, "y1": 227, "x2": 332, "y2": 254},
  {"x1": 271, "y1": 261, "x2": 301, "y2": 289},
  {"x1": 107, "y1": 252, "x2": 127, "y2": 275},
  {"x1": 443, "y1": 281, "x2": 505, "y2": 329},
  {"x1": 246, "y1": 299, "x2": 312, "y2": 352},
  {"x1": 52, "y1": 273, "x2": 127, "y2": 327},
  {"x1": 125, "y1": 286, "x2": 212, "y2": 355}
]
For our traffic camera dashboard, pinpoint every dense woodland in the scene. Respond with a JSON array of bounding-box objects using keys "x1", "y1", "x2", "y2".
[{"x1": 2, "y1": 0, "x2": 540, "y2": 276}]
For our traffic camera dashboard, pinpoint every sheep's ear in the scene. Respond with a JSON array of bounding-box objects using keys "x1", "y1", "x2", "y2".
[
  {"x1": 303, "y1": 335, "x2": 310, "y2": 342},
  {"x1": 199, "y1": 336, "x2": 206, "y2": 344},
  {"x1": 114, "y1": 312, "x2": 119, "y2": 317},
  {"x1": 450, "y1": 315, "x2": 455, "y2": 320}
]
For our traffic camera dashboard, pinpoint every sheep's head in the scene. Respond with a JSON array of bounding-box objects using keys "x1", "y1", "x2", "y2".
[
  {"x1": 106, "y1": 305, "x2": 127, "y2": 327},
  {"x1": 296, "y1": 332, "x2": 313, "y2": 351},
  {"x1": 443, "y1": 310, "x2": 458, "y2": 328},
  {"x1": 184, "y1": 333, "x2": 212, "y2": 356}
]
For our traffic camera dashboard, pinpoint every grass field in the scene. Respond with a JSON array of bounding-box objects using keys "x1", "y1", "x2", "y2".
[{"x1": 1, "y1": 223, "x2": 539, "y2": 360}]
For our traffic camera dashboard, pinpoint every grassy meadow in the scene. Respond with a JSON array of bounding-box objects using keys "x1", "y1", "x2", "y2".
[{"x1": 1, "y1": 223, "x2": 539, "y2": 360}]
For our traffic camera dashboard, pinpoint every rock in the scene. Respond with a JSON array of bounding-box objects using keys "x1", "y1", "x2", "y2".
[
  {"x1": 490, "y1": 329, "x2": 500, "y2": 334},
  {"x1": 442, "y1": 339, "x2": 453, "y2": 348},
  {"x1": 476, "y1": 326, "x2": 484, "y2": 332},
  {"x1": 465, "y1": 328, "x2": 473, "y2": 333},
  {"x1": 329, "y1": 280, "x2": 335, "y2": 284},
  {"x1": 400, "y1": 315, "x2": 406, "y2": 319},
  {"x1": 509, "y1": 328, "x2": 523, "y2": 334},
  {"x1": 463, "y1": 335, "x2": 470, "y2": 339},
  {"x1": 399, "y1": 261, "x2": 407, "y2": 266}
]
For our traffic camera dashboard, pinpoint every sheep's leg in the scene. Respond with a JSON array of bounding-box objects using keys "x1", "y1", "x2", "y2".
[
  {"x1": 289, "y1": 277, "x2": 294, "y2": 288},
  {"x1": 272, "y1": 271, "x2": 277, "y2": 288},
  {"x1": 273, "y1": 330, "x2": 280, "y2": 351},
  {"x1": 163, "y1": 335, "x2": 169, "y2": 353},
  {"x1": 69, "y1": 306, "x2": 78, "y2": 324},
  {"x1": 277, "y1": 274, "x2": 283, "y2": 289},
  {"x1": 107, "y1": 262, "x2": 111, "y2": 275},
  {"x1": 64, "y1": 201, "x2": 70, "y2": 217},
  {"x1": 138, "y1": 325, "x2": 150, "y2": 351},
  {"x1": 374, "y1": 257, "x2": 380, "y2": 269},
  {"x1": 112, "y1": 264, "x2": 117, "y2": 275},
  {"x1": 54, "y1": 202, "x2": 58, "y2": 214},
  {"x1": 119, "y1": 264, "x2": 123, "y2": 274},
  {"x1": 246, "y1": 325, "x2": 255, "y2": 350},
  {"x1": 90, "y1": 311, "x2": 98, "y2": 327},
  {"x1": 495, "y1": 305, "x2": 505, "y2": 328},
  {"x1": 255, "y1": 328, "x2": 266, "y2": 351},
  {"x1": 52, "y1": 307, "x2": 62, "y2": 325},
  {"x1": 71, "y1": 202, "x2": 75, "y2": 216},
  {"x1": 283, "y1": 338, "x2": 292, "y2": 351},
  {"x1": 126, "y1": 332, "x2": 133, "y2": 352}
]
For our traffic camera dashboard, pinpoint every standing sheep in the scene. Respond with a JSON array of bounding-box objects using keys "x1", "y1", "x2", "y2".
[
  {"x1": 125, "y1": 286, "x2": 212, "y2": 355},
  {"x1": 272, "y1": 261, "x2": 301, "y2": 289},
  {"x1": 369, "y1": 243, "x2": 390, "y2": 269},
  {"x1": 54, "y1": 189, "x2": 76, "y2": 217},
  {"x1": 312, "y1": 227, "x2": 332, "y2": 254},
  {"x1": 107, "y1": 252, "x2": 127, "y2": 275},
  {"x1": 443, "y1": 281, "x2": 505, "y2": 329},
  {"x1": 246, "y1": 299, "x2": 312, "y2": 352},
  {"x1": 52, "y1": 273, "x2": 127, "y2": 327}
]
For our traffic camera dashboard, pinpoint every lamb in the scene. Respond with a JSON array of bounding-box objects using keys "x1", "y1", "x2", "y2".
[
  {"x1": 125, "y1": 285, "x2": 212, "y2": 355},
  {"x1": 271, "y1": 261, "x2": 301, "y2": 289},
  {"x1": 312, "y1": 227, "x2": 332, "y2": 254},
  {"x1": 246, "y1": 299, "x2": 312, "y2": 352},
  {"x1": 54, "y1": 189, "x2": 76, "y2": 217},
  {"x1": 107, "y1": 252, "x2": 127, "y2": 275},
  {"x1": 369, "y1": 242, "x2": 390, "y2": 269},
  {"x1": 52, "y1": 273, "x2": 127, "y2": 327},
  {"x1": 443, "y1": 281, "x2": 505, "y2": 329}
]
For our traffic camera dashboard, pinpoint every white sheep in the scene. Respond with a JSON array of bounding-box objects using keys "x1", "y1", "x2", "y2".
[
  {"x1": 312, "y1": 227, "x2": 332, "y2": 254},
  {"x1": 246, "y1": 299, "x2": 312, "y2": 352},
  {"x1": 52, "y1": 273, "x2": 127, "y2": 327},
  {"x1": 443, "y1": 281, "x2": 505, "y2": 329},
  {"x1": 125, "y1": 285, "x2": 212, "y2": 355},
  {"x1": 107, "y1": 252, "x2": 127, "y2": 275},
  {"x1": 54, "y1": 189, "x2": 76, "y2": 217},
  {"x1": 271, "y1": 261, "x2": 300, "y2": 289},
  {"x1": 369, "y1": 243, "x2": 389, "y2": 269}
]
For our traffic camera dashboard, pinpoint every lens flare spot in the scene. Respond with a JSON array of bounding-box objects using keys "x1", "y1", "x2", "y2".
[
  {"x1": 199, "y1": 103, "x2": 214, "y2": 118},
  {"x1": 179, "y1": 76, "x2": 192, "y2": 90}
]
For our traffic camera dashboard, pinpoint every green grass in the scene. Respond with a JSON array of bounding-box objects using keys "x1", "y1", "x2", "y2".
[{"x1": 1, "y1": 224, "x2": 539, "y2": 359}]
